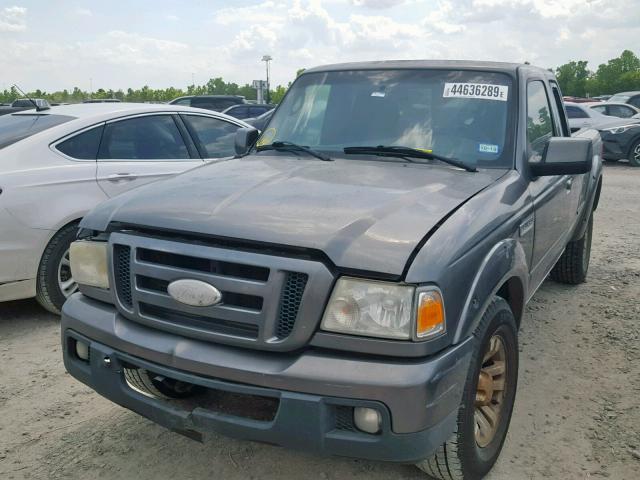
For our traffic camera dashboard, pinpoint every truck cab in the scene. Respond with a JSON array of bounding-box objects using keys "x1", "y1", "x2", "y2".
[{"x1": 62, "y1": 61, "x2": 602, "y2": 479}]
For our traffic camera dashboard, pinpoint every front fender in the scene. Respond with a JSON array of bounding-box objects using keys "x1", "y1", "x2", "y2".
[
  {"x1": 571, "y1": 128, "x2": 603, "y2": 241},
  {"x1": 453, "y1": 239, "x2": 529, "y2": 342}
]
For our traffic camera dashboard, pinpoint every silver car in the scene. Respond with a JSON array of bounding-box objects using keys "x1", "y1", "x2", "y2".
[{"x1": 0, "y1": 103, "x2": 249, "y2": 312}]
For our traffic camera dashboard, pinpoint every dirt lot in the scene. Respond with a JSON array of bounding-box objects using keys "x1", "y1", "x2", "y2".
[{"x1": 1, "y1": 164, "x2": 639, "y2": 480}]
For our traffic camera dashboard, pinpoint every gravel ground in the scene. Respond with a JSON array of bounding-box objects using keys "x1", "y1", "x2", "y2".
[{"x1": 1, "y1": 164, "x2": 638, "y2": 480}]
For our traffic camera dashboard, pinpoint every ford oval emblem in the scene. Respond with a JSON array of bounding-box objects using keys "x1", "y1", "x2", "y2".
[{"x1": 167, "y1": 279, "x2": 222, "y2": 307}]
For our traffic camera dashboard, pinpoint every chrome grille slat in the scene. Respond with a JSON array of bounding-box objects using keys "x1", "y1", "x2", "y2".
[
  {"x1": 133, "y1": 261, "x2": 267, "y2": 296},
  {"x1": 108, "y1": 232, "x2": 334, "y2": 352},
  {"x1": 134, "y1": 289, "x2": 263, "y2": 324}
]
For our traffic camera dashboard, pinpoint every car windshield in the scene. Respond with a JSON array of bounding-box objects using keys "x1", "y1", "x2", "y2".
[
  {"x1": 0, "y1": 114, "x2": 75, "y2": 149},
  {"x1": 609, "y1": 94, "x2": 631, "y2": 103},
  {"x1": 259, "y1": 69, "x2": 515, "y2": 168}
]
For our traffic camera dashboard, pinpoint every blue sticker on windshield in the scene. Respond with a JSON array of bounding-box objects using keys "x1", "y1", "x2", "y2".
[{"x1": 478, "y1": 143, "x2": 499, "y2": 154}]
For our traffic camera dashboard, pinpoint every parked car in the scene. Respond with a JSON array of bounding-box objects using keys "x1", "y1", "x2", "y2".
[
  {"x1": 244, "y1": 108, "x2": 274, "y2": 131},
  {"x1": 564, "y1": 102, "x2": 614, "y2": 132},
  {"x1": 562, "y1": 95, "x2": 597, "y2": 103},
  {"x1": 63, "y1": 61, "x2": 602, "y2": 480},
  {"x1": 0, "y1": 103, "x2": 250, "y2": 313},
  {"x1": 83, "y1": 99, "x2": 121, "y2": 103},
  {"x1": 168, "y1": 95, "x2": 246, "y2": 112},
  {"x1": 0, "y1": 98, "x2": 50, "y2": 116},
  {"x1": 608, "y1": 91, "x2": 640, "y2": 109},
  {"x1": 592, "y1": 95, "x2": 611, "y2": 101},
  {"x1": 598, "y1": 121, "x2": 640, "y2": 166},
  {"x1": 222, "y1": 103, "x2": 275, "y2": 120},
  {"x1": 587, "y1": 102, "x2": 640, "y2": 119}
]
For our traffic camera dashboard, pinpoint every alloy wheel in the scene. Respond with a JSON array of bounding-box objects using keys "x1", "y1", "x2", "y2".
[
  {"x1": 57, "y1": 248, "x2": 78, "y2": 298},
  {"x1": 475, "y1": 335, "x2": 508, "y2": 448}
]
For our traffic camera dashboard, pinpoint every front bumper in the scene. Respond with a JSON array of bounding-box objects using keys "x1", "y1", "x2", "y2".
[{"x1": 62, "y1": 293, "x2": 473, "y2": 463}]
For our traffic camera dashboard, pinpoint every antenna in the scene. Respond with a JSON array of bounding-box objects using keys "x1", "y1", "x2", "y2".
[{"x1": 12, "y1": 84, "x2": 49, "y2": 112}]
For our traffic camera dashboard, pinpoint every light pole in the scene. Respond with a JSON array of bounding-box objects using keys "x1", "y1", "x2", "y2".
[{"x1": 261, "y1": 55, "x2": 272, "y2": 104}]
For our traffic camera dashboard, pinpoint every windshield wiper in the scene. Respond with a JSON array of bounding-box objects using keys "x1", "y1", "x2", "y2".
[
  {"x1": 343, "y1": 145, "x2": 477, "y2": 172},
  {"x1": 257, "y1": 141, "x2": 333, "y2": 161}
]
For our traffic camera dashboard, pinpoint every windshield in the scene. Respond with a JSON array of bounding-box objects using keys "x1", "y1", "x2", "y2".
[
  {"x1": 0, "y1": 114, "x2": 75, "y2": 149},
  {"x1": 259, "y1": 69, "x2": 515, "y2": 168}
]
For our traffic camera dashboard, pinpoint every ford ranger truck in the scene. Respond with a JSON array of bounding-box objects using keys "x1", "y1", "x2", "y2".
[{"x1": 61, "y1": 61, "x2": 602, "y2": 480}]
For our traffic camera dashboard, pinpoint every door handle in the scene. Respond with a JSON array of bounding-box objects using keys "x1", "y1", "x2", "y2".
[
  {"x1": 565, "y1": 178, "x2": 573, "y2": 190},
  {"x1": 106, "y1": 173, "x2": 137, "y2": 182}
]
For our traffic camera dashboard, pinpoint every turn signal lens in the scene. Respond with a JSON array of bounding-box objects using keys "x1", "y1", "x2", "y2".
[{"x1": 416, "y1": 290, "x2": 445, "y2": 339}]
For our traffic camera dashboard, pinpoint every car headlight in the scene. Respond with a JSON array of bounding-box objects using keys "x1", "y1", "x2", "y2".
[
  {"x1": 602, "y1": 125, "x2": 637, "y2": 135},
  {"x1": 320, "y1": 277, "x2": 445, "y2": 340},
  {"x1": 69, "y1": 240, "x2": 110, "y2": 289}
]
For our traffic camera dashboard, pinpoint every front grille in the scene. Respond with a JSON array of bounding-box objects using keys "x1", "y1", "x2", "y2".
[
  {"x1": 113, "y1": 245, "x2": 132, "y2": 309},
  {"x1": 109, "y1": 232, "x2": 333, "y2": 352},
  {"x1": 276, "y1": 272, "x2": 308, "y2": 339}
]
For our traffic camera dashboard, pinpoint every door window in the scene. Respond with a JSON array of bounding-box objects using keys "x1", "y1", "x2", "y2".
[
  {"x1": 591, "y1": 105, "x2": 606, "y2": 114},
  {"x1": 629, "y1": 96, "x2": 640, "y2": 108},
  {"x1": 182, "y1": 115, "x2": 240, "y2": 158},
  {"x1": 56, "y1": 125, "x2": 104, "y2": 159},
  {"x1": 172, "y1": 98, "x2": 192, "y2": 106},
  {"x1": 608, "y1": 105, "x2": 635, "y2": 118},
  {"x1": 249, "y1": 106, "x2": 268, "y2": 117},
  {"x1": 230, "y1": 106, "x2": 249, "y2": 118},
  {"x1": 565, "y1": 105, "x2": 588, "y2": 119},
  {"x1": 98, "y1": 115, "x2": 189, "y2": 160},
  {"x1": 527, "y1": 81, "x2": 555, "y2": 161}
]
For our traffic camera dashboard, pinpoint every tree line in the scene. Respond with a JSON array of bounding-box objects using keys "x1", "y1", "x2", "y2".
[
  {"x1": 555, "y1": 50, "x2": 640, "y2": 98},
  {"x1": 0, "y1": 77, "x2": 289, "y2": 105},
  {"x1": 2, "y1": 51, "x2": 638, "y2": 105}
]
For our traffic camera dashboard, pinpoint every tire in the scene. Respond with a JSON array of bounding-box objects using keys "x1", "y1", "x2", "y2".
[
  {"x1": 629, "y1": 139, "x2": 640, "y2": 167},
  {"x1": 416, "y1": 297, "x2": 518, "y2": 480},
  {"x1": 35, "y1": 223, "x2": 80, "y2": 314},
  {"x1": 124, "y1": 368, "x2": 200, "y2": 399},
  {"x1": 550, "y1": 212, "x2": 593, "y2": 285}
]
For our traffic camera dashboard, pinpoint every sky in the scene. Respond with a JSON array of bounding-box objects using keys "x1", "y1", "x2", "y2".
[{"x1": 0, "y1": 0, "x2": 638, "y2": 92}]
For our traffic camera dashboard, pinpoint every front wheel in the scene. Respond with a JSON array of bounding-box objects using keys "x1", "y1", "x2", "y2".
[
  {"x1": 36, "y1": 223, "x2": 80, "y2": 314},
  {"x1": 416, "y1": 296, "x2": 518, "y2": 480},
  {"x1": 629, "y1": 139, "x2": 640, "y2": 167}
]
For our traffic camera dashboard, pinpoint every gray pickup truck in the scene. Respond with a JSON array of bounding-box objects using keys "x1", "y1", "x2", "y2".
[{"x1": 62, "y1": 61, "x2": 602, "y2": 479}]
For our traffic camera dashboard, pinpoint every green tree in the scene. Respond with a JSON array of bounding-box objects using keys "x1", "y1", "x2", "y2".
[{"x1": 555, "y1": 60, "x2": 590, "y2": 97}]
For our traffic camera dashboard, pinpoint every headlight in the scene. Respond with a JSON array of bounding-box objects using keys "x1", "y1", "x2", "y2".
[
  {"x1": 69, "y1": 240, "x2": 110, "y2": 289},
  {"x1": 320, "y1": 277, "x2": 445, "y2": 340},
  {"x1": 602, "y1": 125, "x2": 637, "y2": 135}
]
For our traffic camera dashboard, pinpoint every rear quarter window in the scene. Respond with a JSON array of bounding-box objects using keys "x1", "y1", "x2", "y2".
[
  {"x1": 0, "y1": 114, "x2": 75, "y2": 149},
  {"x1": 56, "y1": 125, "x2": 104, "y2": 160}
]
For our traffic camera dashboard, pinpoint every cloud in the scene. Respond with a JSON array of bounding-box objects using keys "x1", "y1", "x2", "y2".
[
  {"x1": 0, "y1": 5, "x2": 27, "y2": 32},
  {"x1": 1, "y1": 0, "x2": 637, "y2": 91},
  {"x1": 351, "y1": 0, "x2": 407, "y2": 8},
  {"x1": 75, "y1": 8, "x2": 92, "y2": 17}
]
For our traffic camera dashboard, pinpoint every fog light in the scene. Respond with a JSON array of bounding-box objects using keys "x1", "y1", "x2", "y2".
[
  {"x1": 354, "y1": 407, "x2": 381, "y2": 434},
  {"x1": 75, "y1": 340, "x2": 89, "y2": 361}
]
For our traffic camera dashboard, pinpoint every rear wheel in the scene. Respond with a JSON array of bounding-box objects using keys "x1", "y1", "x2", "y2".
[
  {"x1": 550, "y1": 212, "x2": 593, "y2": 284},
  {"x1": 36, "y1": 223, "x2": 80, "y2": 314},
  {"x1": 629, "y1": 139, "x2": 640, "y2": 167},
  {"x1": 416, "y1": 297, "x2": 518, "y2": 480}
]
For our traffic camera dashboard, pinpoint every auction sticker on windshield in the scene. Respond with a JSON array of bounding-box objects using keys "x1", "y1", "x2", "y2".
[{"x1": 443, "y1": 83, "x2": 509, "y2": 101}]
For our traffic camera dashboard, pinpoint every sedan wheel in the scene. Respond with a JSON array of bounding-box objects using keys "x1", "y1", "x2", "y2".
[
  {"x1": 630, "y1": 140, "x2": 640, "y2": 167},
  {"x1": 57, "y1": 249, "x2": 78, "y2": 298}
]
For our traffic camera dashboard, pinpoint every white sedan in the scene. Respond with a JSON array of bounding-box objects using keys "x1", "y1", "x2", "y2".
[{"x1": 0, "y1": 103, "x2": 250, "y2": 313}]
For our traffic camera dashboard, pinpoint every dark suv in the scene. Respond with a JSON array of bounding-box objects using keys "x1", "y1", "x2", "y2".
[{"x1": 168, "y1": 95, "x2": 246, "y2": 112}]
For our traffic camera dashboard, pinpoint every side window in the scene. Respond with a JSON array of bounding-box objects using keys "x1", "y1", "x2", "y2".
[
  {"x1": 182, "y1": 115, "x2": 240, "y2": 158},
  {"x1": 591, "y1": 105, "x2": 606, "y2": 114},
  {"x1": 191, "y1": 98, "x2": 217, "y2": 110},
  {"x1": 565, "y1": 105, "x2": 589, "y2": 119},
  {"x1": 172, "y1": 98, "x2": 191, "y2": 106},
  {"x1": 527, "y1": 81, "x2": 555, "y2": 161},
  {"x1": 98, "y1": 115, "x2": 189, "y2": 160},
  {"x1": 249, "y1": 106, "x2": 267, "y2": 117},
  {"x1": 549, "y1": 82, "x2": 569, "y2": 136},
  {"x1": 609, "y1": 105, "x2": 634, "y2": 118},
  {"x1": 56, "y1": 125, "x2": 104, "y2": 160},
  {"x1": 230, "y1": 106, "x2": 249, "y2": 118},
  {"x1": 629, "y1": 96, "x2": 640, "y2": 108}
]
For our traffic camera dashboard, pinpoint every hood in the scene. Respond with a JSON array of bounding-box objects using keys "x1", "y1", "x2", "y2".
[{"x1": 82, "y1": 156, "x2": 505, "y2": 276}]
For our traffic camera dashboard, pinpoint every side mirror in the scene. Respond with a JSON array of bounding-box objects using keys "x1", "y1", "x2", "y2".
[
  {"x1": 530, "y1": 137, "x2": 593, "y2": 176},
  {"x1": 234, "y1": 127, "x2": 260, "y2": 155}
]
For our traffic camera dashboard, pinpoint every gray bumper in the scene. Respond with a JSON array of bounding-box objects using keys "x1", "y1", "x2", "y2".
[{"x1": 62, "y1": 294, "x2": 473, "y2": 462}]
